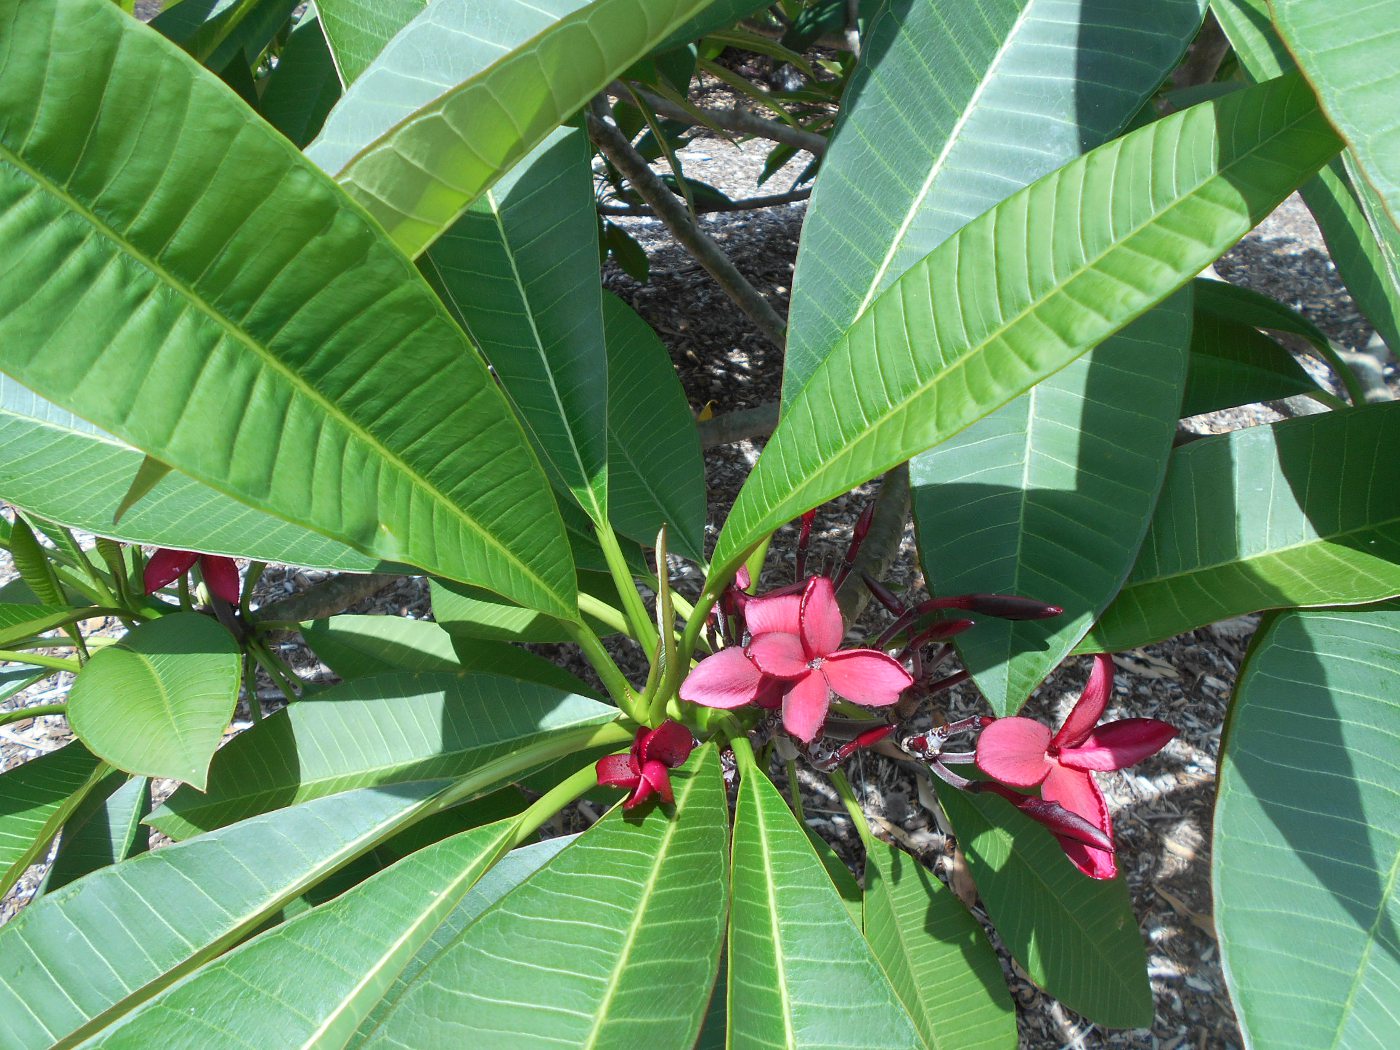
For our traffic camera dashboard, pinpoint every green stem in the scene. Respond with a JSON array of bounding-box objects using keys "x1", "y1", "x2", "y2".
[
  {"x1": 564, "y1": 620, "x2": 641, "y2": 719},
  {"x1": 241, "y1": 651, "x2": 262, "y2": 724},
  {"x1": 577, "y1": 593, "x2": 632, "y2": 638},
  {"x1": 786, "y1": 759, "x2": 805, "y2": 824},
  {"x1": 508, "y1": 760, "x2": 609, "y2": 849},
  {"x1": 247, "y1": 640, "x2": 298, "y2": 707},
  {"x1": 724, "y1": 716, "x2": 758, "y2": 772},
  {"x1": 0, "y1": 703, "x2": 66, "y2": 727},
  {"x1": 828, "y1": 768, "x2": 875, "y2": 852},
  {"x1": 595, "y1": 525, "x2": 659, "y2": 655},
  {"x1": 241, "y1": 562, "x2": 267, "y2": 619},
  {"x1": 0, "y1": 650, "x2": 81, "y2": 673}
]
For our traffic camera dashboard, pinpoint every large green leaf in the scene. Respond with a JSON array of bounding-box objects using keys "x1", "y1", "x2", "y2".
[
  {"x1": 0, "y1": 742, "x2": 104, "y2": 898},
  {"x1": 71, "y1": 820, "x2": 518, "y2": 1048},
  {"x1": 1181, "y1": 300, "x2": 1326, "y2": 417},
  {"x1": 0, "y1": 379, "x2": 385, "y2": 571},
  {"x1": 1269, "y1": 0, "x2": 1400, "y2": 235},
  {"x1": 0, "y1": 601, "x2": 93, "y2": 648},
  {"x1": 1214, "y1": 0, "x2": 1400, "y2": 354},
  {"x1": 911, "y1": 295, "x2": 1190, "y2": 715},
  {"x1": 0, "y1": 0, "x2": 575, "y2": 618},
  {"x1": 40, "y1": 773, "x2": 150, "y2": 895},
  {"x1": 728, "y1": 767, "x2": 923, "y2": 1047},
  {"x1": 657, "y1": 0, "x2": 771, "y2": 52},
  {"x1": 712, "y1": 74, "x2": 1341, "y2": 575},
  {"x1": 299, "y1": 613, "x2": 591, "y2": 694},
  {"x1": 259, "y1": 10, "x2": 342, "y2": 148},
  {"x1": 1082, "y1": 402, "x2": 1400, "y2": 652},
  {"x1": 784, "y1": 0, "x2": 1207, "y2": 401},
  {"x1": 863, "y1": 838, "x2": 1016, "y2": 1050},
  {"x1": 935, "y1": 783, "x2": 1152, "y2": 1027},
  {"x1": 363, "y1": 747, "x2": 729, "y2": 1047},
  {"x1": 309, "y1": 0, "x2": 716, "y2": 257},
  {"x1": 1215, "y1": 606, "x2": 1400, "y2": 1050},
  {"x1": 148, "y1": 671, "x2": 622, "y2": 838},
  {"x1": 316, "y1": 0, "x2": 426, "y2": 83},
  {"x1": 67, "y1": 613, "x2": 241, "y2": 789},
  {"x1": 0, "y1": 783, "x2": 446, "y2": 1050},
  {"x1": 602, "y1": 293, "x2": 707, "y2": 562},
  {"x1": 421, "y1": 127, "x2": 610, "y2": 522},
  {"x1": 429, "y1": 572, "x2": 625, "y2": 643}
]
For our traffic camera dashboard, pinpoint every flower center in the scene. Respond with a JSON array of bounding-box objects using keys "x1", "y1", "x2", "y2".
[{"x1": 807, "y1": 657, "x2": 825, "y2": 671}]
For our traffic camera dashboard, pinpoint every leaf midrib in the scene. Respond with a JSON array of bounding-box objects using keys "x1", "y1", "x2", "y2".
[{"x1": 0, "y1": 141, "x2": 568, "y2": 614}]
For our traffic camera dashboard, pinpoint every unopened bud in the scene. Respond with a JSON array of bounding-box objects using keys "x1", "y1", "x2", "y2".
[
  {"x1": 952, "y1": 593, "x2": 1062, "y2": 620},
  {"x1": 834, "y1": 724, "x2": 896, "y2": 763}
]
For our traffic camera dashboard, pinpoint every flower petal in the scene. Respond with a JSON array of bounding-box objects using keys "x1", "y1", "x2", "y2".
[
  {"x1": 974, "y1": 717, "x2": 1054, "y2": 787},
  {"x1": 595, "y1": 754, "x2": 639, "y2": 789},
  {"x1": 1051, "y1": 653, "x2": 1114, "y2": 749},
  {"x1": 1041, "y1": 763, "x2": 1115, "y2": 878},
  {"x1": 1059, "y1": 718, "x2": 1177, "y2": 772},
  {"x1": 639, "y1": 720, "x2": 694, "y2": 768},
  {"x1": 680, "y1": 648, "x2": 766, "y2": 708},
  {"x1": 623, "y1": 776, "x2": 657, "y2": 810},
  {"x1": 638, "y1": 759, "x2": 674, "y2": 805},
  {"x1": 753, "y1": 675, "x2": 786, "y2": 709},
  {"x1": 820, "y1": 649, "x2": 912, "y2": 707},
  {"x1": 781, "y1": 670, "x2": 831, "y2": 743},
  {"x1": 143, "y1": 548, "x2": 200, "y2": 594},
  {"x1": 747, "y1": 632, "x2": 809, "y2": 678},
  {"x1": 799, "y1": 575, "x2": 844, "y2": 657},
  {"x1": 977, "y1": 782, "x2": 1114, "y2": 851},
  {"x1": 198, "y1": 555, "x2": 241, "y2": 605},
  {"x1": 743, "y1": 592, "x2": 801, "y2": 637}
]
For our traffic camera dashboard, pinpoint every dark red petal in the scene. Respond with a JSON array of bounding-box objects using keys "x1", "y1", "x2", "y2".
[
  {"x1": 753, "y1": 675, "x2": 786, "y2": 709},
  {"x1": 1056, "y1": 835, "x2": 1118, "y2": 880},
  {"x1": 1040, "y1": 764, "x2": 1112, "y2": 842},
  {"x1": 747, "y1": 633, "x2": 809, "y2": 678},
  {"x1": 1052, "y1": 653, "x2": 1114, "y2": 749},
  {"x1": 680, "y1": 648, "x2": 766, "y2": 709},
  {"x1": 198, "y1": 555, "x2": 241, "y2": 604},
  {"x1": 596, "y1": 754, "x2": 640, "y2": 789},
  {"x1": 638, "y1": 759, "x2": 674, "y2": 805},
  {"x1": 799, "y1": 575, "x2": 844, "y2": 658},
  {"x1": 143, "y1": 548, "x2": 199, "y2": 594},
  {"x1": 1059, "y1": 718, "x2": 1178, "y2": 772},
  {"x1": 623, "y1": 776, "x2": 657, "y2": 809},
  {"x1": 820, "y1": 649, "x2": 912, "y2": 707},
  {"x1": 640, "y1": 720, "x2": 694, "y2": 768},
  {"x1": 977, "y1": 782, "x2": 1114, "y2": 852},
  {"x1": 781, "y1": 671, "x2": 831, "y2": 743},
  {"x1": 974, "y1": 717, "x2": 1054, "y2": 787}
]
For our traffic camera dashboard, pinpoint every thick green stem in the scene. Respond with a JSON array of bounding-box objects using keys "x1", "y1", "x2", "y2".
[
  {"x1": 0, "y1": 650, "x2": 81, "y2": 673},
  {"x1": 508, "y1": 760, "x2": 609, "y2": 848},
  {"x1": 0, "y1": 703, "x2": 66, "y2": 727},
  {"x1": 576, "y1": 593, "x2": 631, "y2": 637},
  {"x1": 595, "y1": 525, "x2": 658, "y2": 655},
  {"x1": 565, "y1": 619, "x2": 641, "y2": 719}
]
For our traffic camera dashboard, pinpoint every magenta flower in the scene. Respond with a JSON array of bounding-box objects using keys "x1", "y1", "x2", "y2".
[
  {"x1": 144, "y1": 548, "x2": 241, "y2": 605},
  {"x1": 974, "y1": 654, "x2": 1176, "y2": 879},
  {"x1": 595, "y1": 720, "x2": 695, "y2": 809},
  {"x1": 681, "y1": 576, "x2": 913, "y2": 743}
]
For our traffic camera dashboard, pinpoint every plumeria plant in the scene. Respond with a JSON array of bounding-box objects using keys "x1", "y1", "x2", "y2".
[{"x1": 1, "y1": 0, "x2": 1397, "y2": 1047}]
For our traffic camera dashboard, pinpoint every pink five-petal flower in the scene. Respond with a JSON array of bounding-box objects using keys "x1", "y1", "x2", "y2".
[
  {"x1": 595, "y1": 720, "x2": 695, "y2": 810},
  {"x1": 974, "y1": 654, "x2": 1177, "y2": 879},
  {"x1": 144, "y1": 548, "x2": 241, "y2": 605},
  {"x1": 744, "y1": 576, "x2": 912, "y2": 743}
]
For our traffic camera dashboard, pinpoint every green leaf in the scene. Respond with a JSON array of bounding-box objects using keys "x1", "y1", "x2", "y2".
[
  {"x1": 363, "y1": 747, "x2": 729, "y2": 1048},
  {"x1": 863, "y1": 838, "x2": 1016, "y2": 1050},
  {"x1": 657, "y1": 0, "x2": 772, "y2": 52},
  {"x1": 349, "y1": 834, "x2": 575, "y2": 1045},
  {"x1": 111, "y1": 456, "x2": 171, "y2": 526},
  {"x1": 420, "y1": 127, "x2": 610, "y2": 523},
  {"x1": 1082, "y1": 403, "x2": 1400, "y2": 652},
  {"x1": 1182, "y1": 301, "x2": 1327, "y2": 417},
  {"x1": 259, "y1": 10, "x2": 343, "y2": 148},
  {"x1": 315, "y1": 0, "x2": 427, "y2": 84},
  {"x1": 0, "y1": 603, "x2": 94, "y2": 648},
  {"x1": 300, "y1": 613, "x2": 594, "y2": 694},
  {"x1": 911, "y1": 295, "x2": 1190, "y2": 715},
  {"x1": 935, "y1": 783, "x2": 1152, "y2": 1028},
  {"x1": 309, "y1": 0, "x2": 718, "y2": 257},
  {"x1": 1269, "y1": 0, "x2": 1400, "y2": 235},
  {"x1": 712, "y1": 74, "x2": 1341, "y2": 576},
  {"x1": 6, "y1": 514, "x2": 66, "y2": 609},
  {"x1": 148, "y1": 671, "x2": 620, "y2": 838},
  {"x1": 71, "y1": 820, "x2": 518, "y2": 1048},
  {"x1": 151, "y1": 0, "x2": 298, "y2": 70},
  {"x1": 66, "y1": 612, "x2": 242, "y2": 789},
  {"x1": 1215, "y1": 606, "x2": 1400, "y2": 1050},
  {"x1": 0, "y1": 379, "x2": 385, "y2": 572},
  {"x1": 40, "y1": 773, "x2": 150, "y2": 895},
  {"x1": 728, "y1": 766, "x2": 923, "y2": 1047},
  {"x1": 802, "y1": 824, "x2": 863, "y2": 929},
  {"x1": 429, "y1": 572, "x2": 624, "y2": 642},
  {"x1": 0, "y1": 0, "x2": 576, "y2": 618},
  {"x1": 0, "y1": 783, "x2": 446, "y2": 1050},
  {"x1": 603, "y1": 293, "x2": 708, "y2": 562},
  {"x1": 784, "y1": 0, "x2": 1207, "y2": 402},
  {"x1": 0, "y1": 742, "x2": 104, "y2": 898},
  {"x1": 1215, "y1": 0, "x2": 1400, "y2": 354}
]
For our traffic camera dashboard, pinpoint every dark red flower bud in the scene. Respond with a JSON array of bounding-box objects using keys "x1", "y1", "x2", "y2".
[
  {"x1": 795, "y1": 510, "x2": 816, "y2": 579},
  {"x1": 862, "y1": 573, "x2": 906, "y2": 616},
  {"x1": 949, "y1": 594, "x2": 1063, "y2": 620},
  {"x1": 834, "y1": 723, "x2": 896, "y2": 763}
]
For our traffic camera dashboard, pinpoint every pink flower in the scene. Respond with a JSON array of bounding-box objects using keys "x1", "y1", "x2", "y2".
[
  {"x1": 681, "y1": 576, "x2": 913, "y2": 743},
  {"x1": 974, "y1": 654, "x2": 1176, "y2": 879},
  {"x1": 144, "y1": 548, "x2": 241, "y2": 604},
  {"x1": 595, "y1": 720, "x2": 695, "y2": 809}
]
